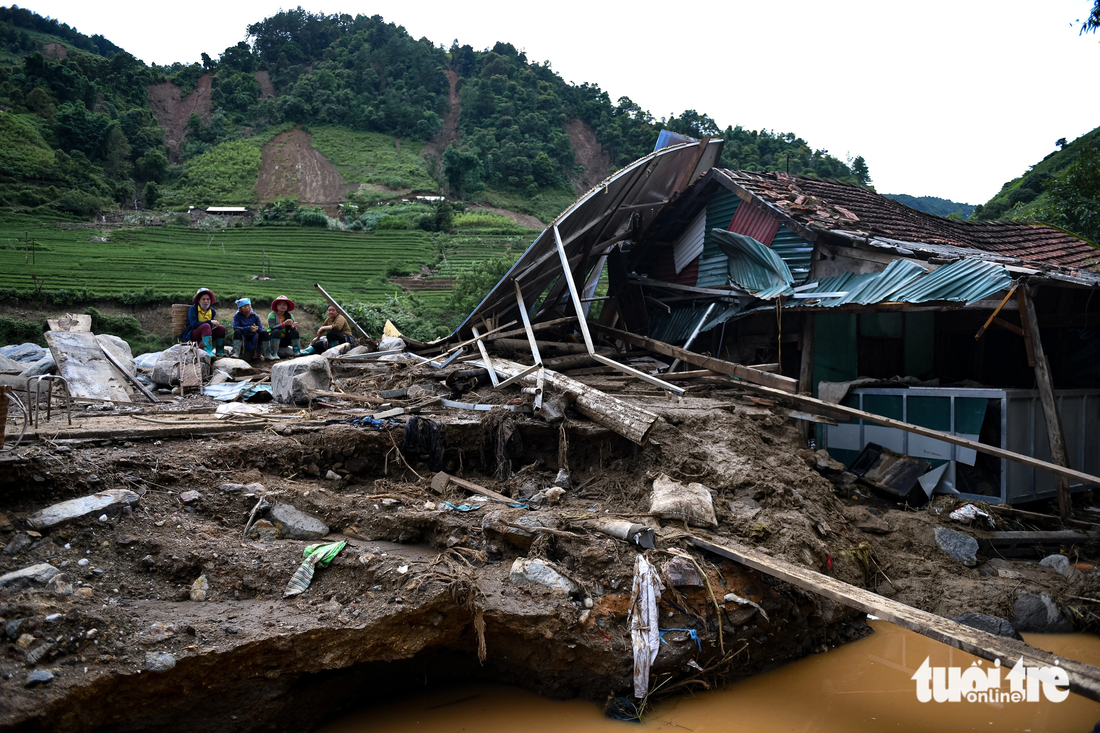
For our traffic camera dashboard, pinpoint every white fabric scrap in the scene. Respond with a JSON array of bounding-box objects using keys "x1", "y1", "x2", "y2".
[{"x1": 628, "y1": 555, "x2": 664, "y2": 699}]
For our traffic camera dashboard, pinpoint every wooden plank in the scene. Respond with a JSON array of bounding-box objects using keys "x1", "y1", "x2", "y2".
[
  {"x1": 991, "y1": 317, "x2": 1024, "y2": 337},
  {"x1": 98, "y1": 344, "x2": 158, "y2": 404},
  {"x1": 692, "y1": 536, "x2": 1100, "y2": 703},
  {"x1": 799, "y1": 314, "x2": 814, "y2": 396},
  {"x1": 1021, "y1": 285, "x2": 1073, "y2": 519},
  {"x1": 725, "y1": 379, "x2": 1100, "y2": 488},
  {"x1": 589, "y1": 322, "x2": 799, "y2": 394},
  {"x1": 432, "y1": 471, "x2": 516, "y2": 505},
  {"x1": 45, "y1": 331, "x2": 131, "y2": 403},
  {"x1": 627, "y1": 275, "x2": 745, "y2": 298},
  {"x1": 978, "y1": 529, "x2": 1100, "y2": 557}
]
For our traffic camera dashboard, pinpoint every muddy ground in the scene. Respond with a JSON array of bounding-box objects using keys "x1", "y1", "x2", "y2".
[{"x1": 1, "y1": 356, "x2": 1096, "y2": 732}]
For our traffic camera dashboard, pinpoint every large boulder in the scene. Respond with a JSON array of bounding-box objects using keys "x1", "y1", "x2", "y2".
[
  {"x1": 152, "y1": 344, "x2": 212, "y2": 386},
  {"x1": 27, "y1": 489, "x2": 140, "y2": 530},
  {"x1": 0, "y1": 352, "x2": 23, "y2": 374},
  {"x1": 952, "y1": 612, "x2": 1024, "y2": 641},
  {"x1": 96, "y1": 334, "x2": 136, "y2": 377},
  {"x1": 934, "y1": 526, "x2": 978, "y2": 567},
  {"x1": 271, "y1": 355, "x2": 332, "y2": 405},
  {"x1": 0, "y1": 343, "x2": 47, "y2": 363},
  {"x1": 18, "y1": 356, "x2": 55, "y2": 378}
]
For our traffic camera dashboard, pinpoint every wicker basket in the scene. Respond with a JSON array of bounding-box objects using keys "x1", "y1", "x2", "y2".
[{"x1": 171, "y1": 304, "x2": 190, "y2": 339}]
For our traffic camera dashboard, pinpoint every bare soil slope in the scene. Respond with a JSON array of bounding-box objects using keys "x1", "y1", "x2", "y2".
[
  {"x1": 146, "y1": 74, "x2": 213, "y2": 162},
  {"x1": 566, "y1": 119, "x2": 611, "y2": 194},
  {"x1": 255, "y1": 128, "x2": 356, "y2": 208}
]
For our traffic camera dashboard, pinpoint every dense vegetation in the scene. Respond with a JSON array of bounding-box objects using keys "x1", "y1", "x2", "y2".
[
  {"x1": 972, "y1": 126, "x2": 1100, "y2": 244},
  {"x1": 884, "y1": 194, "x2": 975, "y2": 219}
]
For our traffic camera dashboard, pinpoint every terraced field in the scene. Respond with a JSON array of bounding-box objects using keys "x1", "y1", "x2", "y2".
[{"x1": 0, "y1": 219, "x2": 438, "y2": 307}]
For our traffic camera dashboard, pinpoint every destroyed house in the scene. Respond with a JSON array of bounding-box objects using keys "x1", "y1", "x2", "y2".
[{"x1": 454, "y1": 138, "x2": 1100, "y2": 508}]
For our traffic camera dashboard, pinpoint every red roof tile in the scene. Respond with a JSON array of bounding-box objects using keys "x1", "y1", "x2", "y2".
[{"x1": 717, "y1": 170, "x2": 1100, "y2": 271}]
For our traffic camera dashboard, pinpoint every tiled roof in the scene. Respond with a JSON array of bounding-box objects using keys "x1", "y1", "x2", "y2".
[{"x1": 716, "y1": 170, "x2": 1100, "y2": 271}]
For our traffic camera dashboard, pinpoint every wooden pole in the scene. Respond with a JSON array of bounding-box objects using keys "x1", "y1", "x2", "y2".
[
  {"x1": 1021, "y1": 285, "x2": 1073, "y2": 519},
  {"x1": 798, "y1": 314, "x2": 815, "y2": 443},
  {"x1": 98, "y1": 345, "x2": 159, "y2": 404},
  {"x1": 314, "y1": 283, "x2": 369, "y2": 340}
]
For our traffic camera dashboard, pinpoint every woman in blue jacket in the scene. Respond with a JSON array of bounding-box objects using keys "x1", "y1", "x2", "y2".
[
  {"x1": 182, "y1": 288, "x2": 227, "y2": 356},
  {"x1": 232, "y1": 298, "x2": 270, "y2": 361}
]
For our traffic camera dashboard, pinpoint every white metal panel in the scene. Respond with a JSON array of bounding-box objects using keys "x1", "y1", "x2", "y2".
[{"x1": 673, "y1": 210, "x2": 707, "y2": 274}]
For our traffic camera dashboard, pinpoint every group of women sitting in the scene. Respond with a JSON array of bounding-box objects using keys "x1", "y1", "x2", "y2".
[{"x1": 181, "y1": 288, "x2": 356, "y2": 360}]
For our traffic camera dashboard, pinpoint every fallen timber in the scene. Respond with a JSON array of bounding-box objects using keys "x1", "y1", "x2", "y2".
[
  {"x1": 693, "y1": 536, "x2": 1100, "y2": 703},
  {"x1": 588, "y1": 322, "x2": 799, "y2": 394},
  {"x1": 474, "y1": 357, "x2": 659, "y2": 444}
]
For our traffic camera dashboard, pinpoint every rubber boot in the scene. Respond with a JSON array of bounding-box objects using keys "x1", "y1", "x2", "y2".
[
  {"x1": 267, "y1": 339, "x2": 281, "y2": 360},
  {"x1": 232, "y1": 339, "x2": 242, "y2": 358},
  {"x1": 214, "y1": 338, "x2": 226, "y2": 357},
  {"x1": 201, "y1": 335, "x2": 215, "y2": 356}
]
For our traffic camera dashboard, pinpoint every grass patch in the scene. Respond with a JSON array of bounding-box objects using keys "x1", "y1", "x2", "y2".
[
  {"x1": 308, "y1": 125, "x2": 439, "y2": 193},
  {"x1": 452, "y1": 212, "x2": 533, "y2": 234},
  {"x1": 476, "y1": 186, "x2": 577, "y2": 225}
]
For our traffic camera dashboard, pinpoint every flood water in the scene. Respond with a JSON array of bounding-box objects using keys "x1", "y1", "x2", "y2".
[{"x1": 320, "y1": 620, "x2": 1100, "y2": 732}]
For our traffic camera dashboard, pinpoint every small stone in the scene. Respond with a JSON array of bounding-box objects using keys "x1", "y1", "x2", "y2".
[
  {"x1": 189, "y1": 575, "x2": 209, "y2": 602},
  {"x1": 244, "y1": 482, "x2": 266, "y2": 493},
  {"x1": 3, "y1": 534, "x2": 32, "y2": 555},
  {"x1": 218, "y1": 483, "x2": 245, "y2": 493},
  {"x1": 553, "y1": 468, "x2": 572, "y2": 490},
  {"x1": 1040, "y1": 554, "x2": 1071, "y2": 572},
  {"x1": 98, "y1": 515, "x2": 108, "y2": 522},
  {"x1": 25, "y1": 669, "x2": 54, "y2": 687},
  {"x1": 325, "y1": 470, "x2": 341, "y2": 481},
  {"x1": 25, "y1": 642, "x2": 53, "y2": 665},
  {"x1": 0, "y1": 563, "x2": 60, "y2": 588},
  {"x1": 44, "y1": 614, "x2": 61, "y2": 622},
  {"x1": 78, "y1": 559, "x2": 90, "y2": 567},
  {"x1": 509, "y1": 558, "x2": 577, "y2": 594},
  {"x1": 142, "y1": 621, "x2": 175, "y2": 644},
  {"x1": 86, "y1": 628, "x2": 98, "y2": 638},
  {"x1": 223, "y1": 625, "x2": 240, "y2": 635},
  {"x1": 46, "y1": 573, "x2": 73, "y2": 596},
  {"x1": 75, "y1": 587, "x2": 93, "y2": 598},
  {"x1": 381, "y1": 498, "x2": 399, "y2": 507},
  {"x1": 179, "y1": 491, "x2": 202, "y2": 505},
  {"x1": 268, "y1": 504, "x2": 329, "y2": 540},
  {"x1": 933, "y1": 527, "x2": 978, "y2": 567},
  {"x1": 26, "y1": 489, "x2": 140, "y2": 530},
  {"x1": 145, "y1": 652, "x2": 176, "y2": 672},
  {"x1": 248, "y1": 519, "x2": 278, "y2": 541},
  {"x1": 16, "y1": 633, "x2": 35, "y2": 649},
  {"x1": 5, "y1": 618, "x2": 23, "y2": 638}
]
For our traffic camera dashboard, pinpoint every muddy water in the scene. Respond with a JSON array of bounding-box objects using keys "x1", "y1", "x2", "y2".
[{"x1": 320, "y1": 621, "x2": 1100, "y2": 733}]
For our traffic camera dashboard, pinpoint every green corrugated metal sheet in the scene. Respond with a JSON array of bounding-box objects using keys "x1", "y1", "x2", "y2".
[
  {"x1": 770, "y1": 226, "x2": 814, "y2": 284},
  {"x1": 714, "y1": 229, "x2": 793, "y2": 296},
  {"x1": 696, "y1": 189, "x2": 741, "y2": 288}
]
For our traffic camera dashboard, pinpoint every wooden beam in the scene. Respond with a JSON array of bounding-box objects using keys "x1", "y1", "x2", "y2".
[
  {"x1": 974, "y1": 283, "x2": 1018, "y2": 340},
  {"x1": 691, "y1": 536, "x2": 1100, "y2": 704},
  {"x1": 799, "y1": 314, "x2": 814, "y2": 396},
  {"x1": 588, "y1": 323, "x2": 799, "y2": 394},
  {"x1": 723, "y1": 377, "x2": 1100, "y2": 488},
  {"x1": 431, "y1": 471, "x2": 516, "y2": 505},
  {"x1": 98, "y1": 344, "x2": 158, "y2": 404},
  {"x1": 1017, "y1": 288, "x2": 1036, "y2": 367},
  {"x1": 628, "y1": 275, "x2": 744, "y2": 298},
  {"x1": 991, "y1": 317, "x2": 1024, "y2": 337},
  {"x1": 1021, "y1": 285, "x2": 1073, "y2": 520}
]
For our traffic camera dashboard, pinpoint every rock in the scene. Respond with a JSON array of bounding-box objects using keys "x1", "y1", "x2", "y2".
[
  {"x1": 1040, "y1": 554, "x2": 1071, "y2": 573},
  {"x1": 189, "y1": 575, "x2": 208, "y2": 602},
  {"x1": 145, "y1": 651, "x2": 177, "y2": 672},
  {"x1": 27, "y1": 489, "x2": 140, "y2": 529},
  {"x1": 0, "y1": 343, "x2": 47, "y2": 363},
  {"x1": 553, "y1": 468, "x2": 572, "y2": 490},
  {"x1": 528, "y1": 487, "x2": 565, "y2": 507},
  {"x1": 510, "y1": 558, "x2": 577, "y2": 594},
  {"x1": 18, "y1": 355, "x2": 55, "y2": 378},
  {"x1": 1013, "y1": 592, "x2": 1075, "y2": 633},
  {"x1": 16, "y1": 633, "x2": 34, "y2": 648},
  {"x1": 0, "y1": 352, "x2": 23, "y2": 374},
  {"x1": 179, "y1": 491, "x2": 202, "y2": 505},
  {"x1": 729, "y1": 497, "x2": 762, "y2": 521},
  {"x1": 248, "y1": 519, "x2": 278, "y2": 541},
  {"x1": 5, "y1": 618, "x2": 23, "y2": 638},
  {"x1": 268, "y1": 504, "x2": 329, "y2": 540},
  {"x1": 24, "y1": 670, "x2": 54, "y2": 687},
  {"x1": 325, "y1": 470, "x2": 341, "y2": 481},
  {"x1": 345, "y1": 345, "x2": 370, "y2": 356},
  {"x1": 933, "y1": 527, "x2": 978, "y2": 567},
  {"x1": 813, "y1": 449, "x2": 846, "y2": 475},
  {"x1": 829, "y1": 471, "x2": 858, "y2": 488},
  {"x1": 856, "y1": 514, "x2": 892, "y2": 535},
  {"x1": 0, "y1": 563, "x2": 60, "y2": 588},
  {"x1": 481, "y1": 509, "x2": 559, "y2": 550},
  {"x1": 211, "y1": 357, "x2": 253, "y2": 376},
  {"x1": 142, "y1": 621, "x2": 176, "y2": 644},
  {"x1": 45, "y1": 573, "x2": 73, "y2": 596},
  {"x1": 134, "y1": 351, "x2": 161, "y2": 372},
  {"x1": 952, "y1": 612, "x2": 1025, "y2": 641},
  {"x1": 323, "y1": 342, "x2": 351, "y2": 358},
  {"x1": 649, "y1": 473, "x2": 717, "y2": 528},
  {"x1": 244, "y1": 482, "x2": 266, "y2": 493},
  {"x1": 223, "y1": 624, "x2": 240, "y2": 635},
  {"x1": 151, "y1": 344, "x2": 212, "y2": 386},
  {"x1": 96, "y1": 334, "x2": 136, "y2": 377},
  {"x1": 271, "y1": 355, "x2": 333, "y2": 405},
  {"x1": 218, "y1": 483, "x2": 245, "y2": 493},
  {"x1": 3, "y1": 534, "x2": 32, "y2": 555},
  {"x1": 208, "y1": 370, "x2": 231, "y2": 385},
  {"x1": 25, "y1": 642, "x2": 52, "y2": 666},
  {"x1": 75, "y1": 586, "x2": 92, "y2": 598},
  {"x1": 663, "y1": 557, "x2": 703, "y2": 586}
]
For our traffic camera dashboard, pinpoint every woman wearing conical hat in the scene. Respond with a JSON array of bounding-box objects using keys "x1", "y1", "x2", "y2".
[
  {"x1": 181, "y1": 288, "x2": 227, "y2": 356},
  {"x1": 266, "y1": 295, "x2": 304, "y2": 359}
]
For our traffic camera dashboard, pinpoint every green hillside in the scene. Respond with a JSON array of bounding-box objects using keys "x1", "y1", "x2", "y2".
[{"x1": 885, "y1": 194, "x2": 974, "y2": 219}]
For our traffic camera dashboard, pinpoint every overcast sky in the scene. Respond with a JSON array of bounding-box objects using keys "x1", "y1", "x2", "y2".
[{"x1": 18, "y1": 0, "x2": 1100, "y2": 204}]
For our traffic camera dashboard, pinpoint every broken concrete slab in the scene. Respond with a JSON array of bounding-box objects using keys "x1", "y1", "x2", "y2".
[
  {"x1": 268, "y1": 504, "x2": 329, "y2": 540},
  {"x1": 18, "y1": 355, "x2": 55, "y2": 378},
  {"x1": 952, "y1": 612, "x2": 1024, "y2": 641},
  {"x1": 271, "y1": 355, "x2": 333, "y2": 405},
  {"x1": 46, "y1": 331, "x2": 131, "y2": 402},
  {"x1": 96, "y1": 334, "x2": 136, "y2": 377},
  {"x1": 1013, "y1": 591, "x2": 1074, "y2": 633},
  {"x1": 27, "y1": 489, "x2": 140, "y2": 530},
  {"x1": 934, "y1": 526, "x2": 978, "y2": 567},
  {"x1": 509, "y1": 558, "x2": 577, "y2": 594},
  {"x1": 0, "y1": 563, "x2": 60, "y2": 588}
]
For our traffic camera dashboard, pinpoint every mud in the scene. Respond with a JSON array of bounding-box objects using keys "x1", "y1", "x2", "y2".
[
  {"x1": 146, "y1": 74, "x2": 213, "y2": 162},
  {"x1": 254, "y1": 128, "x2": 357, "y2": 209},
  {"x1": 0, "y1": 357, "x2": 1094, "y2": 732}
]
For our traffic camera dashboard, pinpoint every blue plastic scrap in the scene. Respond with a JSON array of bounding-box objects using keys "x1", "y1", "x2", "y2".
[{"x1": 658, "y1": 627, "x2": 702, "y2": 651}]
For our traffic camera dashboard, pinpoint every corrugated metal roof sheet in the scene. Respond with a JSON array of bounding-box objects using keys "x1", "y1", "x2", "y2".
[
  {"x1": 696, "y1": 189, "x2": 741, "y2": 288},
  {"x1": 793, "y1": 259, "x2": 928, "y2": 307},
  {"x1": 888, "y1": 258, "x2": 1013, "y2": 305},
  {"x1": 770, "y1": 226, "x2": 814, "y2": 284},
  {"x1": 673, "y1": 210, "x2": 707, "y2": 274},
  {"x1": 655, "y1": 130, "x2": 699, "y2": 151},
  {"x1": 646, "y1": 303, "x2": 715, "y2": 343},
  {"x1": 728, "y1": 200, "x2": 780, "y2": 245},
  {"x1": 714, "y1": 229, "x2": 793, "y2": 296}
]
